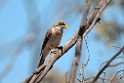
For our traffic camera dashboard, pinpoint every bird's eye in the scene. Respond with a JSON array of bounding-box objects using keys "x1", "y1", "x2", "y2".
[{"x1": 59, "y1": 22, "x2": 65, "y2": 25}]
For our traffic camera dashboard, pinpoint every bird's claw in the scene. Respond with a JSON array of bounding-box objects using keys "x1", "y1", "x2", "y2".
[{"x1": 51, "y1": 49, "x2": 57, "y2": 54}]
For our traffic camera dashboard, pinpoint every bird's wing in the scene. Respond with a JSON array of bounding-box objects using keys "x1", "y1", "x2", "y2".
[{"x1": 40, "y1": 28, "x2": 52, "y2": 55}]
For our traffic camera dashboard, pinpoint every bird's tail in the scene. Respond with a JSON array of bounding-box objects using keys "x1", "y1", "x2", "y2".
[{"x1": 37, "y1": 48, "x2": 50, "y2": 68}]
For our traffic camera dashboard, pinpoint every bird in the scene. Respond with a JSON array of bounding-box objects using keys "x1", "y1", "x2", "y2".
[{"x1": 38, "y1": 20, "x2": 68, "y2": 67}]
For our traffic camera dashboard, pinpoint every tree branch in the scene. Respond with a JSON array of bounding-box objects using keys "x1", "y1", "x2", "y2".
[
  {"x1": 24, "y1": 0, "x2": 112, "y2": 82},
  {"x1": 69, "y1": 0, "x2": 92, "y2": 83},
  {"x1": 92, "y1": 46, "x2": 124, "y2": 83}
]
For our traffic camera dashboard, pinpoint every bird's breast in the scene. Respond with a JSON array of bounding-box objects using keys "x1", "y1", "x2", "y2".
[{"x1": 47, "y1": 29, "x2": 62, "y2": 49}]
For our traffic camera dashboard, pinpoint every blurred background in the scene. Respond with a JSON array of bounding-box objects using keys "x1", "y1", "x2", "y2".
[{"x1": 0, "y1": 0, "x2": 124, "y2": 83}]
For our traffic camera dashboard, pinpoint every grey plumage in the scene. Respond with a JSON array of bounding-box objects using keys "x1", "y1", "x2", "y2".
[{"x1": 38, "y1": 21, "x2": 68, "y2": 67}]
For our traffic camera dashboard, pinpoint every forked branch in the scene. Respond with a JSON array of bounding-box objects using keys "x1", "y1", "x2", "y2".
[{"x1": 24, "y1": 0, "x2": 112, "y2": 83}]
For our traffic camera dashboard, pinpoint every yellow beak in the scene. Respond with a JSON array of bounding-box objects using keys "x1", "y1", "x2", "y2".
[{"x1": 64, "y1": 25, "x2": 68, "y2": 28}]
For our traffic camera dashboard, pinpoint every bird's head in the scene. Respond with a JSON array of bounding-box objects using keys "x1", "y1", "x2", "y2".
[{"x1": 54, "y1": 20, "x2": 68, "y2": 29}]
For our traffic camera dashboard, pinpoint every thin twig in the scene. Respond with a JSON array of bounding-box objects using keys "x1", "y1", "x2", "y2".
[
  {"x1": 84, "y1": 36, "x2": 90, "y2": 67},
  {"x1": 92, "y1": 46, "x2": 124, "y2": 83},
  {"x1": 109, "y1": 70, "x2": 124, "y2": 83},
  {"x1": 69, "y1": 0, "x2": 92, "y2": 83},
  {"x1": 24, "y1": 0, "x2": 111, "y2": 82},
  {"x1": 109, "y1": 61, "x2": 124, "y2": 67}
]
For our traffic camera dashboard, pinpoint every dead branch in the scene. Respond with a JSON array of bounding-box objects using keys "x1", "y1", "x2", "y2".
[
  {"x1": 92, "y1": 46, "x2": 124, "y2": 83},
  {"x1": 76, "y1": 75, "x2": 110, "y2": 83},
  {"x1": 24, "y1": 0, "x2": 112, "y2": 82},
  {"x1": 109, "y1": 61, "x2": 124, "y2": 67},
  {"x1": 69, "y1": 0, "x2": 92, "y2": 83},
  {"x1": 99, "y1": 59, "x2": 124, "y2": 71},
  {"x1": 77, "y1": 37, "x2": 91, "y2": 83},
  {"x1": 84, "y1": 36, "x2": 90, "y2": 67},
  {"x1": 69, "y1": 0, "x2": 112, "y2": 82},
  {"x1": 109, "y1": 70, "x2": 124, "y2": 83},
  {"x1": 113, "y1": 75, "x2": 124, "y2": 83}
]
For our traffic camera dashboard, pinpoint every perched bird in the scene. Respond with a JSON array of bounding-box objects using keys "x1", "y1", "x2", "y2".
[{"x1": 38, "y1": 20, "x2": 68, "y2": 67}]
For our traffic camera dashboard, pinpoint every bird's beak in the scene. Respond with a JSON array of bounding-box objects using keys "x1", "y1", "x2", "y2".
[{"x1": 64, "y1": 25, "x2": 68, "y2": 28}]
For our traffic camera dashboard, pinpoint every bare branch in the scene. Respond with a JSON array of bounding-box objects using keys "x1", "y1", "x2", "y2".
[
  {"x1": 84, "y1": 36, "x2": 90, "y2": 67},
  {"x1": 113, "y1": 75, "x2": 124, "y2": 83},
  {"x1": 109, "y1": 70, "x2": 124, "y2": 83},
  {"x1": 92, "y1": 46, "x2": 124, "y2": 83},
  {"x1": 69, "y1": 0, "x2": 92, "y2": 83},
  {"x1": 69, "y1": 0, "x2": 112, "y2": 82},
  {"x1": 79, "y1": 75, "x2": 110, "y2": 83},
  {"x1": 24, "y1": 0, "x2": 112, "y2": 82},
  {"x1": 109, "y1": 61, "x2": 124, "y2": 67}
]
